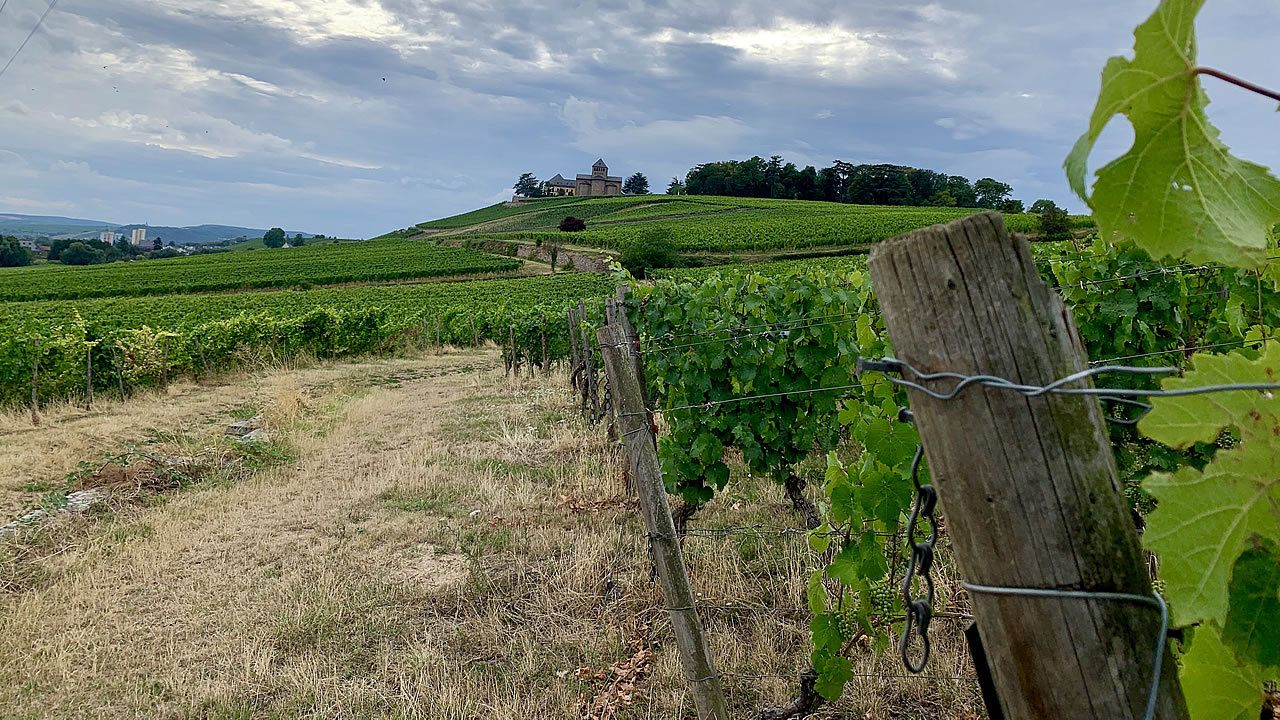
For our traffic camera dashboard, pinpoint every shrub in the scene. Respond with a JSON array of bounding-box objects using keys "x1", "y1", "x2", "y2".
[
  {"x1": 559, "y1": 216, "x2": 586, "y2": 232},
  {"x1": 1038, "y1": 206, "x2": 1073, "y2": 241},
  {"x1": 619, "y1": 229, "x2": 681, "y2": 279}
]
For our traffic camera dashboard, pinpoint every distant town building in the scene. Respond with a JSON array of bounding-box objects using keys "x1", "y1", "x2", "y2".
[
  {"x1": 19, "y1": 238, "x2": 39, "y2": 251},
  {"x1": 100, "y1": 231, "x2": 117, "y2": 244},
  {"x1": 575, "y1": 159, "x2": 622, "y2": 196},
  {"x1": 131, "y1": 228, "x2": 147, "y2": 246}
]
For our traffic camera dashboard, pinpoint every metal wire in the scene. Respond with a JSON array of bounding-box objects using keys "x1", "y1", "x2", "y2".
[
  {"x1": 1089, "y1": 339, "x2": 1263, "y2": 366},
  {"x1": 860, "y1": 357, "x2": 1280, "y2": 402},
  {"x1": 620, "y1": 382, "x2": 875, "y2": 417},
  {"x1": 0, "y1": 0, "x2": 59, "y2": 82},
  {"x1": 963, "y1": 583, "x2": 1168, "y2": 720}
]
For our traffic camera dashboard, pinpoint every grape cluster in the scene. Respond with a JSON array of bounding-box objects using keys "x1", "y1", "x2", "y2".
[
  {"x1": 867, "y1": 578, "x2": 896, "y2": 618},
  {"x1": 1152, "y1": 578, "x2": 1167, "y2": 596},
  {"x1": 1216, "y1": 431, "x2": 1239, "y2": 449},
  {"x1": 837, "y1": 604, "x2": 861, "y2": 641}
]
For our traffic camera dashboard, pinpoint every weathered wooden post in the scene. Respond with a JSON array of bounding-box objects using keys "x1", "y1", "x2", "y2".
[
  {"x1": 567, "y1": 307, "x2": 582, "y2": 391},
  {"x1": 578, "y1": 300, "x2": 599, "y2": 420},
  {"x1": 470, "y1": 314, "x2": 478, "y2": 346},
  {"x1": 31, "y1": 336, "x2": 40, "y2": 425},
  {"x1": 509, "y1": 326, "x2": 520, "y2": 376},
  {"x1": 866, "y1": 212, "x2": 1186, "y2": 719},
  {"x1": 194, "y1": 335, "x2": 211, "y2": 376},
  {"x1": 111, "y1": 344, "x2": 125, "y2": 399},
  {"x1": 597, "y1": 301, "x2": 729, "y2": 720},
  {"x1": 161, "y1": 336, "x2": 171, "y2": 389},
  {"x1": 85, "y1": 343, "x2": 94, "y2": 410},
  {"x1": 435, "y1": 315, "x2": 442, "y2": 350},
  {"x1": 540, "y1": 325, "x2": 549, "y2": 375}
]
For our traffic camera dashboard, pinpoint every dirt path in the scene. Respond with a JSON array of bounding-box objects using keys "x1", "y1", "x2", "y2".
[{"x1": 0, "y1": 349, "x2": 979, "y2": 719}]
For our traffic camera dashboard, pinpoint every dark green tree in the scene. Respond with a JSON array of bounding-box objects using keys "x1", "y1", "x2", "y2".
[
  {"x1": 293, "y1": 233, "x2": 305, "y2": 247},
  {"x1": 513, "y1": 173, "x2": 542, "y2": 198},
  {"x1": 905, "y1": 168, "x2": 949, "y2": 206},
  {"x1": 929, "y1": 189, "x2": 958, "y2": 207},
  {"x1": 974, "y1": 177, "x2": 1014, "y2": 209},
  {"x1": 152, "y1": 236, "x2": 163, "y2": 251},
  {"x1": 1029, "y1": 199, "x2": 1058, "y2": 214},
  {"x1": 946, "y1": 175, "x2": 978, "y2": 207},
  {"x1": 0, "y1": 236, "x2": 34, "y2": 267},
  {"x1": 263, "y1": 227, "x2": 287, "y2": 248},
  {"x1": 666, "y1": 177, "x2": 685, "y2": 195},
  {"x1": 623, "y1": 172, "x2": 650, "y2": 195},
  {"x1": 997, "y1": 198, "x2": 1025, "y2": 213},
  {"x1": 60, "y1": 242, "x2": 104, "y2": 265}
]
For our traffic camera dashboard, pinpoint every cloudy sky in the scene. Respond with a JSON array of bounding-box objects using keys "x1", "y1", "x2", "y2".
[{"x1": 0, "y1": 0, "x2": 1277, "y2": 237}]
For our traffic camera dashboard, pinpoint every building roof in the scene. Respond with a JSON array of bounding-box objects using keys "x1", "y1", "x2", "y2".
[
  {"x1": 576, "y1": 174, "x2": 622, "y2": 182},
  {"x1": 547, "y1": 173, "x2": 575, "y2": 186},
  {"x1": 593, "y1": 158, "x2": 607, "y2": 167}
]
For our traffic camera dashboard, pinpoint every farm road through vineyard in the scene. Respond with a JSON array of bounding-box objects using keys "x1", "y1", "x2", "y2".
[{"x1": 0, "y1": 348, "x2": 979, "y2": 718}]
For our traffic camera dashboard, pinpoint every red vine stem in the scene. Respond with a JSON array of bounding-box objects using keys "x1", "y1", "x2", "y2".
[{"x1": 1192, "y1": 67, "x2": 1280, "y2": 104}]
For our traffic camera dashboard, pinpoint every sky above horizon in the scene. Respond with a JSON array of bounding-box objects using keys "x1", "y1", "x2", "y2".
[{"x1": 1, "y1": 0, "x2": 1277, "y2": 238}]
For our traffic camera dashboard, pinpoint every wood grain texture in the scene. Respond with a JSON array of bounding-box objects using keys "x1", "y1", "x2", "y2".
[
  {"x1": 597, "y1": 301, "x2": 729, "y2": 720},
  {"x1": 868, "y1": 212, "x2": 1187, "y2": 719}
]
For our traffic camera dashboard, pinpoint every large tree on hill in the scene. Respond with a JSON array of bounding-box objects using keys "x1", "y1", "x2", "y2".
[
  {"x1": 513, "y1": 172, "x2": 542, "y2": 198},
  {"x1": 1029, "y1": 199, "x2": 1058, "y2": 214},
  {"x1": 666, "y1": 177, "x2": 685, "y2": 195},
  {"x1": 974, "y1": 177, "x2": 1014, "y2": 209},
  {"x1": 623, "y1": 172, "x2": 650, "y2": 195},
  {"x1": 263, "y1": 227, "x2": 286, "y2": 248},
  {"x1": 152, "y1": 236, "x2": 162, "y2": 251},
  {"x1": 846, "y1": 164, "x2": 914, "y2": 205}
]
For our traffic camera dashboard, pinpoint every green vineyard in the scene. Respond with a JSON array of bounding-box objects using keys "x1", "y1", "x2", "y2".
[
  {"x1": 0, "y1": 274, "x2": 613, "y2": 406},
  {"x1": 0, "y1": 240, "x2": 523, "y2": 302}
]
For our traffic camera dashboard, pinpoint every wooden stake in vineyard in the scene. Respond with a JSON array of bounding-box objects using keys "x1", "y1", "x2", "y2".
[
  {"x1": 85, "y1": 342, "x2": 94, "y2": 410},
  {"x1": 867, "y1": 213, "x2": 1186, "y2": 719},
  {"x1": 111, "y1": 344, "x2": 125, "y2": 399},
  {"x1": 195, "y1": 335, "x2": 211, "y2": 377},
  {"x1": 597, "y1": 301, "x2": 729, "y2": 720},
  {"x1": 30, "y1": 336, "x2": 40, "y2": 426},
  {"x1": 161, "y1": 336, "x2": 171, "y2": 390},
  {"x1": 470, "y1": 314, "x2": 478, "y2": 346},
  {"x1": 567, "y1": 306, "x2": 582, "y2": 392}
]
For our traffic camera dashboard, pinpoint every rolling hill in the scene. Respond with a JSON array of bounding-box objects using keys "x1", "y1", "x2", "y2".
[{"x1": 0, "y1": 213, "x2": 319, "y2": 245}]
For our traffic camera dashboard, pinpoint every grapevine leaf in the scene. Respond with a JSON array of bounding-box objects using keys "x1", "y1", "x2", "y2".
[
  {"x1": 809, "y1": 523, "x2": 833, "y2": 554},
  {"x1": 1140, "y1": 343, "x2": 1280, "y2": 626},
  {"x1": 1063, "y1": 0, "x2": 1280, "y2": 268},
  {"x1": 813, "y1": 654, "x2": 853, "y2": 702},
  {"x1": 1222, "y1": 537, "x2": 1280, "y2": 668},
  {"x1": 1180, "y1": 626, "x2": 1275, "y2": 720},
  {"x1": 1138, "y1": 343, "x2": 1280, "y2": 448},
  {"x1": 829, "y1": 483, "x2": 854, "y2": 525},
  {"x1": 807, "y1": 570, "x2": 829, "y2": 614},
  {"x1": 825, "y1": 545, "x2": 862, "y2": 586},
  {"x1": 809, "y1": 613, "x2": 842, "y2": 658}
]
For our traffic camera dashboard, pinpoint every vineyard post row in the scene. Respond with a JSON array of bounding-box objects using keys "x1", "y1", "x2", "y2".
[{"x1": 865, "y1": 213, "x2": 1185, "y2": 718}]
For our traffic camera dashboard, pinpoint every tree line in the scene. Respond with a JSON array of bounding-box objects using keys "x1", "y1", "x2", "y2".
[{"x1": 676, "y1": 156, "x2": 1034, "y2": 212}]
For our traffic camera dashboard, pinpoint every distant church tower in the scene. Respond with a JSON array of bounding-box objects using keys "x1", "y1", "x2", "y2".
[{"x1": 576, "y1": 158, "x2": 622, "y2": 196}]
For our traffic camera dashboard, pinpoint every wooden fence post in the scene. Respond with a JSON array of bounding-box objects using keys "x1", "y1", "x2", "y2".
[
  {"x1": 161, "y1": 337, "x2": 171, "y2": 389},
  {"x1": 31, "y1": 336, "x2": 40, "y2": 425},
  {"x1": 436, "y1": 315, "x2": 443, "y2": 350},
  {"x1": 471, "y1": 314, "x2": 478, "y2": 346},
  {"x1": 597, "y1": 302, "x2": 729, "y2": 720},
  {"x1": 85, "y1": 344, "x2": 93, "y2": 410},
  {"x1": 195, "y1": 335, "x2": 211, "y2": 376},
  {"x1": 112, "y1": 344, "x2": 125, "y2": 399},
  {"x1": 567, "y1": 307, "x2": 582, "y2": 392},
  {"x1": 540, "y1": 325, "x2": 549, "y2": 375},
  {"x1": 510, "y1": 326, "x2": 520, "y2": 376},
  {"x1": 578, "y1": 300, "x2": 599, "y2": 420},
  {"x1": 421, "y1": 316, "x2": 430, "y2": 349},
  {"x1": 866, "y1": 212, "x2": 1186, "y2": 719}
]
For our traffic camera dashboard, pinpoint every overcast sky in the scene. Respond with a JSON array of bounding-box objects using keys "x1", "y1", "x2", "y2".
[{"x1": 1, "y1": 0, "x2": 1277, "y2": 237}]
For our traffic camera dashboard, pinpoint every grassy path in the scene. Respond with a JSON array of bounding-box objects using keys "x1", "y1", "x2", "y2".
[{"x1": 0, "y1": 350, "x2": 979, "y2": 718}]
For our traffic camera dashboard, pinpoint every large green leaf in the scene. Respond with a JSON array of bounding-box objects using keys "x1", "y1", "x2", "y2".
[
  {"x1": 1063, "y1": 0, "x2": 1280, "y2": 268},
  {"x1": 1180, "y1": 626, "x2": 1274, "y2": 720},
  {"x1": 1140, "y1": 343, "x2": 1280, "y2": 626},
  {"x1": 1222, "y1": 537, "x2": 1280, "y2": 668}
]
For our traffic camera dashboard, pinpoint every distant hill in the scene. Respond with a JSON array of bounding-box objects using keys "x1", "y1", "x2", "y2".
[{"x1": 0, "y1": 213, "x2": 318, "y2": 245}]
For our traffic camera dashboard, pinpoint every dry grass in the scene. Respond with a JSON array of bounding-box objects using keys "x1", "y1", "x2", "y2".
[{"x1": 0, "y1": 348, "x2": 981, "y2": 719}]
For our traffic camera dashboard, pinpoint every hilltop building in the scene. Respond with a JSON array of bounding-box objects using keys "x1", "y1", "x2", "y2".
[
  {"x1": 545, "y1": 174, "x2": 577, "y2": 196},
  {"x1": 576, "y1": 159, "x2": 622, "y2": 196},
  {"x1": 99, "y1": 230, "x2": 117, "y2": 244},
  {"x1": 131, "y1": 228, "x2": 147, "y2": 246}
]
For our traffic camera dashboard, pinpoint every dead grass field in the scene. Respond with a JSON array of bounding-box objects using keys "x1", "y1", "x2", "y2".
[{"x1": 0, "y1": 348, "x2": 981, "y2": 719}]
